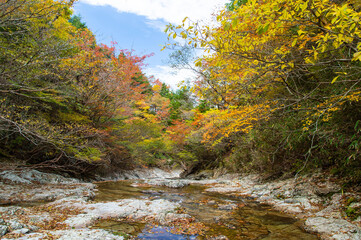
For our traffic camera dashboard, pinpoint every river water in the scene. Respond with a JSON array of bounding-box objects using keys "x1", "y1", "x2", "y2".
[{"x1": 93, "y1": 180, "x2": 319, "y2": 240}]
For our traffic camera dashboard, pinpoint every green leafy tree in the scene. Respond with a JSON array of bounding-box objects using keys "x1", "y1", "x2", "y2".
[{"x1": 69, "y1": 15, "x2": 87, "y2": 29}]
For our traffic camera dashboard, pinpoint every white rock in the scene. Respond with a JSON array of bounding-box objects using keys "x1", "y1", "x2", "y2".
[
  {"x1": 2, "y1": 232, "x2": 45, "y2": 240},
  {"x1": 12, "y1": 228, "x2": 30, "y2": 234},
  {"x1": 105, "y1": 168, "x2": 181, "y2": 181},
  {"x1": 274, "y1": 203, "x2": 303, "y2": 214},
  {"x1": 60, "y1": 198, "x2": 187, "y2": 228},
  {"x1": 305, "y1": 217, "x2": 361, "y2": 239},
  {"x1": 0, "y1": 170, "x2": 80, "y2": 185},
  {"x1": 146, "y1": 179, "x2": 190, "y2": 188},
  {"x1": 0, "y1": 171, "x2": 31, "y2": 184},
  {"x1": 206, "y1": 187, "x2": 244, "y2": 193},
  {"x1": 0, "y1": 225, "x2": 8, "y2": 236},
  {"x1": 2, "y1": 229, "x2": 124, "y2": 240},
  {"x1": 9, "y1": 219, "x2": 23, "y2": 230}
]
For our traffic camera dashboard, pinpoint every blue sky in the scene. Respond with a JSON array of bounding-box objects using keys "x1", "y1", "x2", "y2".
[{"x1": 73, "y1": 0, "x2": 228, "y2": 89}]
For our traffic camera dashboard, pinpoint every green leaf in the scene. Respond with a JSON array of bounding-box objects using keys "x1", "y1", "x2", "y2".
[
  {"x1": 232, "y1": 18, "x2": 239, "y2": 27},
  {"x1": 257, "y1": 24, "x2": 269, "y2": 34},
  {"x1": 224, "y1": 22, "x2": 231, "y2": 31}
]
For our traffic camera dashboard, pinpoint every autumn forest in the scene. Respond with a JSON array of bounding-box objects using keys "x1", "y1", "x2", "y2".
[{"x1": 1, "y1": 0, "x2": 361, "y2": 185}]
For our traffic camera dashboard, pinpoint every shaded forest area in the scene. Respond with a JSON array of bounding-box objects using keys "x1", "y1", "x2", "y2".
[{"x1": 1, "y1": 0, "x2": 361, "y2": 186}]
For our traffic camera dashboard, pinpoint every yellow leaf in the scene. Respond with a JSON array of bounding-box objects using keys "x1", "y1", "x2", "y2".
[
  {"x1": 331, "y1": 76, "x2": 339, "y2": 84},
  {"x1": 195, "y1": 60, "x2": 202, "y2": 67},
  {"x1": 353, "y1": 51, "x2": 361, "y2": 61}
]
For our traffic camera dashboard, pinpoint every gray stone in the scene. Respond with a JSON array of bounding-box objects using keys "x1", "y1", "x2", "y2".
[
  {"x1": 193, "y1": 170, "x2": 214, "y2": 180},
  {"x1": 314, "y1": 182, "x2": 341, "y2": 196},
  {"x1": 53, "y1": 229, "x2": 124, "y2": 240},
  {"x1": 284, "y1": 198, "x2": 297, "y2": 204},
  {"x1": 0, "y1": 225, "x2": 8, "y2": 236},
  {"x1": 9, "y1": 220, "x2": 23, "y2": 230}
]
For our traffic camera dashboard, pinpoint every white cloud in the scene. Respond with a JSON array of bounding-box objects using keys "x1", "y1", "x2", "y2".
[
  {"x1": 144, "y1": 65, "x2": 198, "y2": 89},
  {"x1": 145, "y1": 19, "x2": 167, "y2": 32},
  {"x1": 79, "y1": 0, "x2": 227, "y2": 25}
]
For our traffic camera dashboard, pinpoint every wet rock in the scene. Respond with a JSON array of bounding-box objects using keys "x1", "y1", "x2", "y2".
[
  {"x1": 206, "y1": 186, "x2": 244, "y2": 193},
  {"x1": 224, "y1": 223, "x2": 237, "y2": 229},
  {"x1": 274, "y1": 203, "x2": 303, "y2": 214},
  {"x1": 0, "y1": 225, "x2": 8, "y2": 236},
  {"x1": 209, "y1": 235, "x2": 229, "y2": 240},
  {"x1": 164, "y1": 213, "x2": 192, "y2": 222},
  {"x1": 213, "y1": 216, "x2": 222, "y2": 222},
  {"x1": 218, "y1": 203, "x2": 238, "y2": 210},
  {"x1": 93, "y1": 220, "x2": 140, "y2": 235}
]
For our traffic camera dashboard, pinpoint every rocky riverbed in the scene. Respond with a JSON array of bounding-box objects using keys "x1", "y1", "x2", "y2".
[{"x1": 0, "y1": 169, "x2": 360, "y2": 239}]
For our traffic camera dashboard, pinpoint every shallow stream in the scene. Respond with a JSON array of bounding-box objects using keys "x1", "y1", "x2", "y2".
[{"x1": 93, "y1": 180, "x2": 319, "y2": 240}]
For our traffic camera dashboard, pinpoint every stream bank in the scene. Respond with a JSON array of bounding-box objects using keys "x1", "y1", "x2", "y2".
[{"x1": 0, "y1": 169, "x2": 360, "y2": 239}]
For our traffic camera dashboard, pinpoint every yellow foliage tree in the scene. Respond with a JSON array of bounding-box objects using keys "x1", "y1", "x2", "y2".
[{"x1": 166, "y1": 0, "x2": 361, "y2": 144}]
